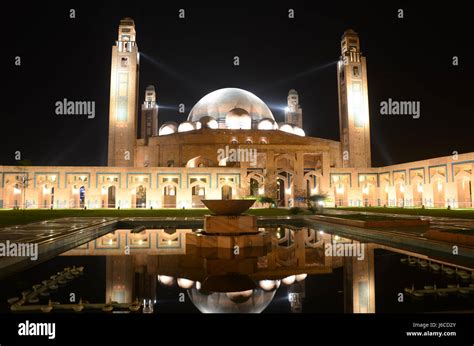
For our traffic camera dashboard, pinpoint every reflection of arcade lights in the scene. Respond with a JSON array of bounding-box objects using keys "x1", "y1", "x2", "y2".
[
  {"x1": 399, "y1": 185, "x2": 405, "y2": 193},
  {"x1": 385, "y1": 185, "x2": 389, "y2": 193},
  {"x1": 101, "y1": 187, "x2": 107, "y2": 195},
  {"x1": 157, "y1": 275, "x2": 174, "y2": 286},
  {"x1": 282, "y1": 275, "x2": 296, "y2": 285},
  {"x1": 295, "y1": 273, "x2": 307, "y2": 282},
  {"x1": 13, "y1": 187, "x2": 21, "y2": 195},
  {"x1": 437, "y1": 182, "x2": 443, "y2": 191},
  {"x1": 177, "y1": 278, "x2": 195, "y2": 289},
  {"x1": 42, "y1": 186, "x2": 50, "y2": 194},
  {"x1": 258, "y1": 280, "x2": 281, "y2": 291}
]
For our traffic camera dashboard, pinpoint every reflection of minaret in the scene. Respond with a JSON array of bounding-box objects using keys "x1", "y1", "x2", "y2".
[
  {"x1": 284, "y1": 89, "x2": 303, "y2": 128},
  {"x1": 106, "y1": 256, "x2": 135, "y2": 303},
  {"x1": 107, "y1": 17, "x2": 140, "y2": 167},
  {"x1": 288, "y1": 281, "x2": 305, "y2": 313},
  {"x1": 337, "y1": 29, "x2": 371, "y2": 168},
  {"x1": 134, "y1": 254, "x2": 158, "y2": 304},
  {"x1": 140, "y1": 85, "x2": 158, "y2": 143},
  {"x1": 343, "y1": 243, "x2": 375, "y2": 313}
]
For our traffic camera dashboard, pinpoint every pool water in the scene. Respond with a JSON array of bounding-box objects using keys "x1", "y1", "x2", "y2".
[{"x1": 0, "y1": 227, "x2": 472, "y2": 314}]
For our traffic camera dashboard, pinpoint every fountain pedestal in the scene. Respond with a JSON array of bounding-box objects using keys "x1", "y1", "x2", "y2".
[{"x1": 204, "y1": 215, "x2": 257, "y2": 234}]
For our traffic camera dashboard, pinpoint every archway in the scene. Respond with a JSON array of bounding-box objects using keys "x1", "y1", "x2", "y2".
[
  {"x1": 7, "y1": 183, "x2": 22, "y2": 209},
  {"x1": 221, "y1": 185, "x2": 232, "y2": 200},
  {"x1": 277, "y1": 179, "x2": 286, "y2": 207},
  {"x1": 304, "y1": 172, "x2": 321, "y2": 198},
  {"x1": 39, "y1": 185, "x2": 54, "y2": 209},
  {"x1": 333, "y1": 183, "x2": 348, "y2": 207},
  {"x1": 411, "y1": 179, "x2": 423, "y2": 207},
  {"x1": 361, "y1": 183, "x2": 376, "y2": 207},
  {"x1": 70, "y1": 185, "x2": 86, "y2": 208},
  {"x1": 250, "y1": 178, "x2": 259, "y2": 196},
  {"x1": 455, "y1": 171, "x2": 472, "y2": 208},
  {"x1": 163, "y1": 185, "x2": 177, "y2": 208},
  {"x1": 395, "y1": 181, "x2": 405, "y2": 207},
  {"x1": 135, "y1": 185, "x2": 146, "y2": 208},
  {"x1": 186, "y1": 156, "x2": 215, "y2": 168},
  {"x1": 192, "y1": 185, "x2": 206, "y2": 207},
  {"x1": 433, "y1": 180, "x2": 445, "y2": 208},
  {"x1": 107, "y1": 186, "x2": 116, "y2": 208}
]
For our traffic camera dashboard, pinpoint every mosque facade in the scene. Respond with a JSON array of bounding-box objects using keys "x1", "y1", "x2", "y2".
[{"x1": 1, "y1": 18, "x2": 473, "y2": 210}]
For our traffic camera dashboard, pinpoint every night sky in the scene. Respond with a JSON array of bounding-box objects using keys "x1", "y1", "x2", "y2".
[{"x1": 3, "y1": 1, "x2": 472, "y2": 167}]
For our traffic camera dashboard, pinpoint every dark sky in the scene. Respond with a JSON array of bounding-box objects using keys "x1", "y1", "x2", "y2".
[{"x1": 3, "y1": 1, "x2": 472, "y2": 167}]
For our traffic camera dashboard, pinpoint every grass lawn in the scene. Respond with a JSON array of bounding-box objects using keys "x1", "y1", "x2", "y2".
[
  {"x1": 336, "y1": 207, "x2": 474, "y2": 219},
  {"x1": 0, "y1": 208, "x2": 297, "y2": 227}
]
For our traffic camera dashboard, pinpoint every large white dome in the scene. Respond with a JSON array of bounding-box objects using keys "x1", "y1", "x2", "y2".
[{"x1": 187, "y1": 88, "x2": 274, "y2": 128}]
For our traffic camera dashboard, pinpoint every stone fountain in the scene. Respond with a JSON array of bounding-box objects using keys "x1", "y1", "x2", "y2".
[
  {"x1": 201, "y1": 199, "x2": 258, "y2": 235},
  {"x1": 186, "y1": 198, "x2": 271, "y2": 253}
]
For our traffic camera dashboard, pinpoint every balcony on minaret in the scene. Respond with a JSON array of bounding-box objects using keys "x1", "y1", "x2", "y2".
[{"x1": 117, "y1": 17, "x2": 137, "y2": 52}]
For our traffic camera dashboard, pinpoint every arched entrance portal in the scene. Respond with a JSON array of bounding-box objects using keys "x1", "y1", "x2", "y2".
[
  {"x1": 70, "y1": 185, "x2": 86, "y2": 208},
  {"x1": 250, "y1": 178, "x2": 259, "y2": 197},
  {"x1": 221, "y1": 185, "x2": 232, "y2": 200},
  {"x1": 163, "y1": 185, "x2": 177, "y2": 208},
  {"x1": 277, "y1": 179, "x2": 285, "y2": 207},
  {"x1": 457, "y1": 178, "x2": 472, "y2": 208},
  {"x1": 107, "y1": 186, "x2": 116, "y2": 208},
  {"x1": 39, "y1": 185, "x2": 55, "y2": 209},
  {"x1": 192, "y1": 185, "x2": 205, "y2": 207},
  {"x1": 134, "y1": 185, "x2": 146, "y2": 208}
]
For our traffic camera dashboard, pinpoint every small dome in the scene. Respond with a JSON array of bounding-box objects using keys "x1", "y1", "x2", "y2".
[
  {"x1": 225, "y1": 108, "x2": 251, "y2": 129},
  {"x1": 293, "y1": 126, "x2": 305, "y2": 137},
  {"x1": 279, "y1": 124, "x2": 294, "y2": 134},
  {"x1": 159, "y1": 121, "x2": 178, "y2": 136},
  {"x1": 279, "y1": 123, "x2": 305, "y2": 137},
  {"x1": 199, "y1": 116, "x2": 218, "y2": 129},
  {"x1": 178, "y1": 121, "x2": 197, "y2": 133},
  {"x1": 257, "y1": 118, "x2": 277, "y2": 130}
]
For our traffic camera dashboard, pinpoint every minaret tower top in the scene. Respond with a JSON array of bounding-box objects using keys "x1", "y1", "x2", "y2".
[
  {"x1": 341, "y1": 29, "x2": 361, "y2": 63},
  {"x1": 117, "y1": 17, "x2": 137, "y2": 52}
]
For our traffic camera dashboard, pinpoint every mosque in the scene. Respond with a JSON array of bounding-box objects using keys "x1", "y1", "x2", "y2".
[{"x1": 1, "y1": 18, "x2": 473, "y2": 210}]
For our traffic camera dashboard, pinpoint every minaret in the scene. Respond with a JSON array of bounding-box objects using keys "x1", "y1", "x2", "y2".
[
  {"x1": 140, "y1": 85, "x2": 158, "y2": 143},
  {"x1": 337, "y1": 29, "x2": 371, "y2": 168},
  {"x1": 284, "y1": 89, "x2": 303, "y2": 128},
  {"x1": 107, "y1": 18, "x2": 140, "y2": 167}
]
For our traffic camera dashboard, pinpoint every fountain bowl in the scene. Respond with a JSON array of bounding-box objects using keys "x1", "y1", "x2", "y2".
[{"x1": 202, "y1": 199, "x2": 256, "y2": 216}]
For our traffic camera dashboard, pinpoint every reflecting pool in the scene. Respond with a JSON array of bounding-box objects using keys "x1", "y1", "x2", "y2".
[{"x1": 1, "y1": 226, "x2": 473, "y2": 313}]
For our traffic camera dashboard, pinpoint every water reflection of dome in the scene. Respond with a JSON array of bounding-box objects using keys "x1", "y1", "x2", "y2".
[{"x1": 187, "y1": 288, "x2": 276, "y2": 313}]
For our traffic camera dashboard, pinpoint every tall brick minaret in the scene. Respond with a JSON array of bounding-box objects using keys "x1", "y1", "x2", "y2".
[
  {"x1": 337, "y1": 29, "x2": 371, "y2": 168},
  {"x1": 107, "y1": 18, "x2": 140, "y2": 167}
]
